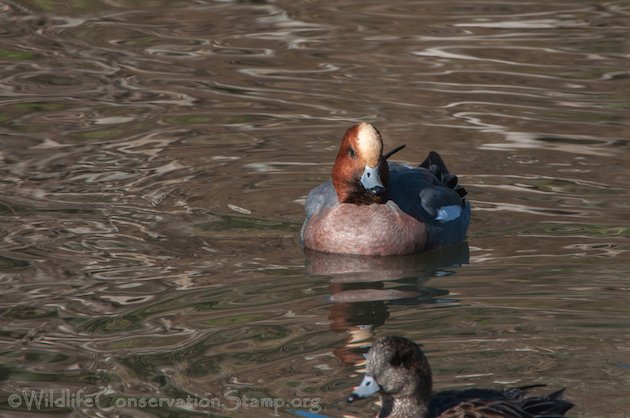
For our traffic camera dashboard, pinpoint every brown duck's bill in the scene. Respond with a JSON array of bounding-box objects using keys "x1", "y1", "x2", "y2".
[{"x1": 360, "y1": 165, "x2": 385, "y2": 196}]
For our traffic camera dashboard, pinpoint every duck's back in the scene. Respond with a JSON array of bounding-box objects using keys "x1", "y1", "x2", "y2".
[{"x1": 388, "y1": 163, "x2": 471, "y2": 249}]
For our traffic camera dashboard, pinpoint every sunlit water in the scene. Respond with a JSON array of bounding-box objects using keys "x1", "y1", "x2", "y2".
[{"x1": 0, "y1": 0, "x2": 629, "y2": 417}]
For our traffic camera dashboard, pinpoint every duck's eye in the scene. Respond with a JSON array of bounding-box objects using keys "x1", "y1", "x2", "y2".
[{"x1": 348, "y1": 147, "x2": 357, "y2": 159}]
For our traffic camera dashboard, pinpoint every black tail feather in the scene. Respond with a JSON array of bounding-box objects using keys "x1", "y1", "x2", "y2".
[
  {"x1": 420, "y1": 151, "x2": 467, "y2": 206},
  {"x1": 419, "y1": 150, "x2": 450, "y2": 175},
  {"x1": 384, "y1": 144, "x2": 406, "y2": 159},
  {"x1": 517, "y1": 387, "x2": 573, "y2": 416}
]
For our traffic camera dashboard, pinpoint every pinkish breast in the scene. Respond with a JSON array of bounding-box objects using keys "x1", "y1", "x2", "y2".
[{"x1": 302, "y1": 201, "x2": 428, "y2": 256}]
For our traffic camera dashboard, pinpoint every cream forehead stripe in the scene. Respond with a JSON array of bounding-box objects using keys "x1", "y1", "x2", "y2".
[{"x1": 355, "y1": 123, "x2": 382, "y2": 167}]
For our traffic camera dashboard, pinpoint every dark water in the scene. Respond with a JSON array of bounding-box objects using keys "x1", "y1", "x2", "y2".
[{"x1": 0, "y1": 0, "x2": 629, "y2": 416}]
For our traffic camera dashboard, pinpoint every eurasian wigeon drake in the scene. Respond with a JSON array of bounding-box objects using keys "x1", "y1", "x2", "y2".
[
  {"x1": 301, "y1": 123, "x2": 471, "y2": 256},
  {"x1": 347, "y1": 336, "x2": 574, "y2": 418}
]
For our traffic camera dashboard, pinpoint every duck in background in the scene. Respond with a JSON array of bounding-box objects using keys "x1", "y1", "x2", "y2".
[
  {"x1": 301, "y1": 123, "x2": 470, "y2": 256},
  {"x1": 347, "y1": 336, "x2": 573, "y2": 418}
]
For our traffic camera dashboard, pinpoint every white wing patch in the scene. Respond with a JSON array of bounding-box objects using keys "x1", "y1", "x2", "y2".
[{"x1": 435, "y1": 205, "x2": 462, "y2": 222}]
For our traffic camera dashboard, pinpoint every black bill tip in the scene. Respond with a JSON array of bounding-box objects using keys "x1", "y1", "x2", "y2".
[
  {"x1": 346, "y1": 393, "x2": 361, "y2": 403},
  {"x1": 368, "y1": 185, "x2": 386, "y2": 196}
]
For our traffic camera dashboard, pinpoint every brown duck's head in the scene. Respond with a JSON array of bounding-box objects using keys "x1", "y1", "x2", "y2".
[{"x1": 332, "y1": 122, "x2": 389, "y2": 205}]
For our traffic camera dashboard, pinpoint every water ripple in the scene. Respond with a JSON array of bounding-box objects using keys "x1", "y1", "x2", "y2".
[{"x1": 0, "y1": 0, "x2": 629, "y2": 416}]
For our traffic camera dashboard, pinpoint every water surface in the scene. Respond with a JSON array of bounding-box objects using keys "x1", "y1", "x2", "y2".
[{"x1": 0, "y1": 0, "x2": 629, "y2": 416}]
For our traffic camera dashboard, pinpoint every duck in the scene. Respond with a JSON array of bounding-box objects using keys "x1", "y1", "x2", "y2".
[
  {"x1": 301, "y1": 123, "x2": 470, "y2": 256},
  {"x1": 347, "y1": 336, "x2": 574, "y2": 418}
]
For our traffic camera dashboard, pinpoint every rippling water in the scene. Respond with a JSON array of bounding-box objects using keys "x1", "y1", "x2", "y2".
[{"x1": 0, "y1": 0, "x2": 629, "y2": 416}]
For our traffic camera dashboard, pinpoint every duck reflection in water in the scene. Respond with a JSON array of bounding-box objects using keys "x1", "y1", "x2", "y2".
[{"x1": 304, "y1": 243, "x2": 469, "y2": 365}]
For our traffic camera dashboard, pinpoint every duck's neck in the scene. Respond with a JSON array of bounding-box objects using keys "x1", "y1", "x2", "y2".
[
  {"x1": 379, "y1": 393, "x2": 428, "y2": 418},
  {"x1": 336, "y1": 182, "x2": 388, "y2": 205}
]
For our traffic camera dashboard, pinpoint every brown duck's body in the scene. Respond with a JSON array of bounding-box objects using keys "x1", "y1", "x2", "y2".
[{"x1": 302, "y1": 123, "x2": 470, "y2": 256}]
